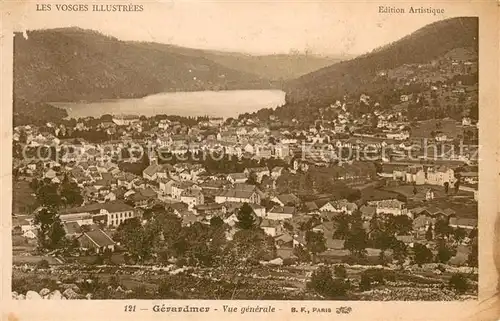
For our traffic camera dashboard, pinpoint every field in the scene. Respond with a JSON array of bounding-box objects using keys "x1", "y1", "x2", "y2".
[
  {"x1": 411, "y1": 118, "x2": 476, "y2": 139},
  {"x1": 12, "y1": 262, "x2": 477, "y2": 300},
  {"x1": 12, "y1": 180, "x2": 37, "y2": 215}
]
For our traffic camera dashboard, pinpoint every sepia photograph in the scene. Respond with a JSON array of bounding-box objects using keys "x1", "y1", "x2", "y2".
[{"x1": 1, "y1": 2, "x2": 497, "y2": 319}]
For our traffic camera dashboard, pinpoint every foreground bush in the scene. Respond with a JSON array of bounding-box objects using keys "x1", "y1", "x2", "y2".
[
  {"x1": 449, "y1": 273, "x2": 469, "y2": 294},
  {"x1": 307, "y1": 266, "x2": 350, "y2": 299}
]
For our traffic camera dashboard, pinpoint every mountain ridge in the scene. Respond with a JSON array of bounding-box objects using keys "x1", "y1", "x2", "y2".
[{"x1": 284, "y1": 17, "x2": 478, "y2": 106}]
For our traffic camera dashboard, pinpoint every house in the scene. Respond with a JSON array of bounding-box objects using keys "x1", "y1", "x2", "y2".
[
  {"x1": 274, "y1": 232, "x2": 294, "y2": 249},
  {"x1": 77, "y1": 229, "x2": 115, "y2": 253},
  {"x1": 63, "y1": 222, "x2": 82, "y2": 237},
  {"x1": 159, "y1": 178, "x2": 176, "y2": 196},
  {"x1": 260, "y1": 219, "x2": 282, "y2": 237},
  {"x1": 272, "y1": 193, "x2": 300, "y2": 207},
  {"x1": 227, "y1": 173, "x2": 247, "y2": 184},
  {"x1": 266, "y1": 206, "x2": 297, "y2": 221},
  {"x1": 425, "y1": 189, "x2": 435, "y2": 200},
  {"x1": 460, "y1": 171, "x2": 478, "y2": 185},
  {"x1": 142, "y1": 163, "x2": 169, "y2": 181},
  {"x1": 180, "y1": 188, "x2": 205, "y2": 210},
  {"x1": 223, "y1": 213, "x2": 239, "y2": 227},
  {"x1": 426, "y1": 166, "x2": 455, "y2": 186},
  {"x1": 312, "y1": 221, "x2": 336, "y2": 239},
  {"x1": 59, "y1": 213, "x2": 94, "y2": 226},
  {"x1": 165, "y1": 202, "x2": 189, "y2": 217},
  {"x1": 180, "y1": 211, "x2": 199, "y2": 227},
  {"x1": 215, "y1": 189, "x2": 261, "y2": 204},
  {"x1": 319, "y1": 199, "x2": 358, "y2": 214},
  {"x1": 270, "y1": 166, "x2": 285, "y2": 179},
  {"x1": 360, "y1": 205, "x2": 376, "y2": 220},
  {"x1": 435, "y1": 133, "x2": 448, "y2": 142},
  {"x1": 249, "y1": 203, "x2": 266, "y2": 217},
  {"x1": 412, "y1": 215, "x2": 436, "y2": 234},
  {"x1": 449, "y1": 217, "x2": 478, "y2": 230},
  {"x1": 61, "y1": 201, "x2": 136, "y2": 228},
  {"x1": 171, "y1": 182, "x2": 198, "y2": 200},
  {"x1": 244, "y1": 167, "x2": 270, "y2": 183},
  {"x1": 193, "y1": 203, "x2": 223, "y2": 216},
  {"x1": 367, "y1": 199, "x2": 408, "y2": 216},
  {"x1": 12, "y1": 216, "x2": 36, "y2": 239},
  {"x1": 462, "y1": 117, "x2": 472, "y2": 126}
]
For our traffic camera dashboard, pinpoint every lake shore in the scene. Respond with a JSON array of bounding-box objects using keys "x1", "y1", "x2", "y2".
[{"x1": 51, "y1": 89, "x2": 286, "y2": 119}]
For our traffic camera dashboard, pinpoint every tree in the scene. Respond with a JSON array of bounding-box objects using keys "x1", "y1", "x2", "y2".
[
  {"x1": 232, "y1": 228, "x2": 276, "y2": 261},
  {"x1": 334, "y1": 264, "x2": 347, "y2": 279},
  {"x1": 59, "y1": 180, "x2": 83, "y2": 207},
  {"x1": 425, "y1": 225, "x2": 434, "y2": 241},
  {"x1": 307, "y1": 266, "x2": 349, "y2": 299},
  {"x1": 210, "y1": 216, "x2": 224, "y2": 229},
  {"x1": 467, "y1": 238, "x2": 478, "y2": 267},
  {"x1": 332, "y1": 213, "x2": 350, "y2": 240},
  {"x1": 114, "y1": 217, "x2": 160, "y2": 263},
  {"x1": 434, "y1": 219, "x2": 452, "y2": 238},
  {"x1": 435, "y1": 240, "x2": 455, "y2": 263},
  {"x1": 391, "y1": 240, "x2": 408, "y2": 265},
  {"x1": 444, "y1": 182, "x2": 449, "y2": 194},
  {"x1": 36, "y1": 183, "x2": 61, "y2": 208},
  {"x1": 449, "y1": 273, "x2": 469, "y2": 294},
  {"x1": 413, "y1": 243, "x2": 433, "y2": 266},
  {"x1": 236, "y1": 203, "x2": 256, "y2": 230},
  {"x1": 386, "y1": 215, "x2": 412, "y2": 235},
  {"x1": 453, "y1": 227, "x2": 467, "y2": 243},
  {"x1": 454, "y1": 180, "x2": 460, "y2": 194},
  {"x1": 345, "y1": 216, "x2": 368, "y2": 258},
  {"x1": 293, "y1": 244, "x2": 311, "y2": 263},
  {"x1": 34, "y1": 206, "x2": 67, "y2": 251},
  {"x1": 246, "y1": 171, "x2": 258, "y2": 186},
  {"x1": 305, "y1": 231, "x2": 327, "y2": 263}
]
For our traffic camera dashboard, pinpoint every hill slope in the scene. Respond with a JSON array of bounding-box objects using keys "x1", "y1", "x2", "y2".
[
  {"x1": 284, "y1": 17, "x2": 478, "y2": 106},
  {"x1": 13, "y1": 28, "x2": 274, "y2": 103},
  {"x1": 199, "y1": 52, "x2": 346, "y2": 81},
  {"x1": 132, "y1": 43, "x2": 346, "y2": 81}
]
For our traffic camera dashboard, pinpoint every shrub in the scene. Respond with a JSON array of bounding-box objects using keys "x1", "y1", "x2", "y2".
[
  {"x1": 282, "y1": 258, "x2": 296, "y2": 266},
  {"x1": 437, "y1": 264, "x2": 446, "y2": 273},
  {"x1": 307, "y1": 266, "x2": 349, "y2": 299},
  {"x1": 36, "y1": 259, "x2": 50, "y2": 269},
  {"x1": 359, "y1": 274, "x2": 372, "y2": 291},
  {"x1": 449, "y1": 273, "x2": 469, "y2": 294},
  {"x1": 334, "y1": 264, "x2": 347, "y2": 279}
]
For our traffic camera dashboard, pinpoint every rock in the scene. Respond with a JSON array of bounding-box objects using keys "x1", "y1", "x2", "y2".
[
  {"x1": 115, "y1": 286, "x2": 125, "y2": 293},
  {"x1": 18, "y1": 294, "x2": 26, "y2": 300},
  {"x1": 62, "y1": 288, "x2": 80, "y2": 299},
  {"x1": 85, "y1": 293, "x2": 93, "y2": 300},
  {"x1": 26, "y1": 290, "x2": 42, "y2": 300},
  {"x1": 39, "y1": 288, "x2": 51, "y2": 297},
  {"x1": 46, "y1": 290, "x2": 63, "y2": 300}
]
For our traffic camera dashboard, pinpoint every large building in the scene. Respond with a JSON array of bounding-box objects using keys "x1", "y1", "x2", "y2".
[{"x1": 60, "y1": 201, "x2": 137, "y2": 228}]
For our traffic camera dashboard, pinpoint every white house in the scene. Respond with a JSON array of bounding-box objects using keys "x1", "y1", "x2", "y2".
[
  {"x1": 215, "y1": 189, "x2": 261, "y2": 204},
  {"x1": 180, "y1": 189, "x2": 205, "y2": 210},
  {"x1": 319, "y1": 199, "x2": 358, "y2": 214},
  {"x1": 367, "y1": 199, "x2": 408, "y2": 216}
]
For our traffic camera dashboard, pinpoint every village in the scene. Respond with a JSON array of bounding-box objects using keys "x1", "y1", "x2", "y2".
[{"x1": 11, "y1": 43, "x2": 479, "y2": 301}]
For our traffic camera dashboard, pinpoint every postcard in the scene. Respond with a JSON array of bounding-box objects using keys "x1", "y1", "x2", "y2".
[{"x1": 0, "y1": 0, "x2": 499, "y2": 320}]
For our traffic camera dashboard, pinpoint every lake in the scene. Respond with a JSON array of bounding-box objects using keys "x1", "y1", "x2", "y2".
[{"x1": 52, "y1": 90, "x2": 286, "y2": 119}]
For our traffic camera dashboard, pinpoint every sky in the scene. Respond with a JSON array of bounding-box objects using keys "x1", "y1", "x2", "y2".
[{"x1": 8, "y1": 1, "x2": 477, "y2": 56}]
